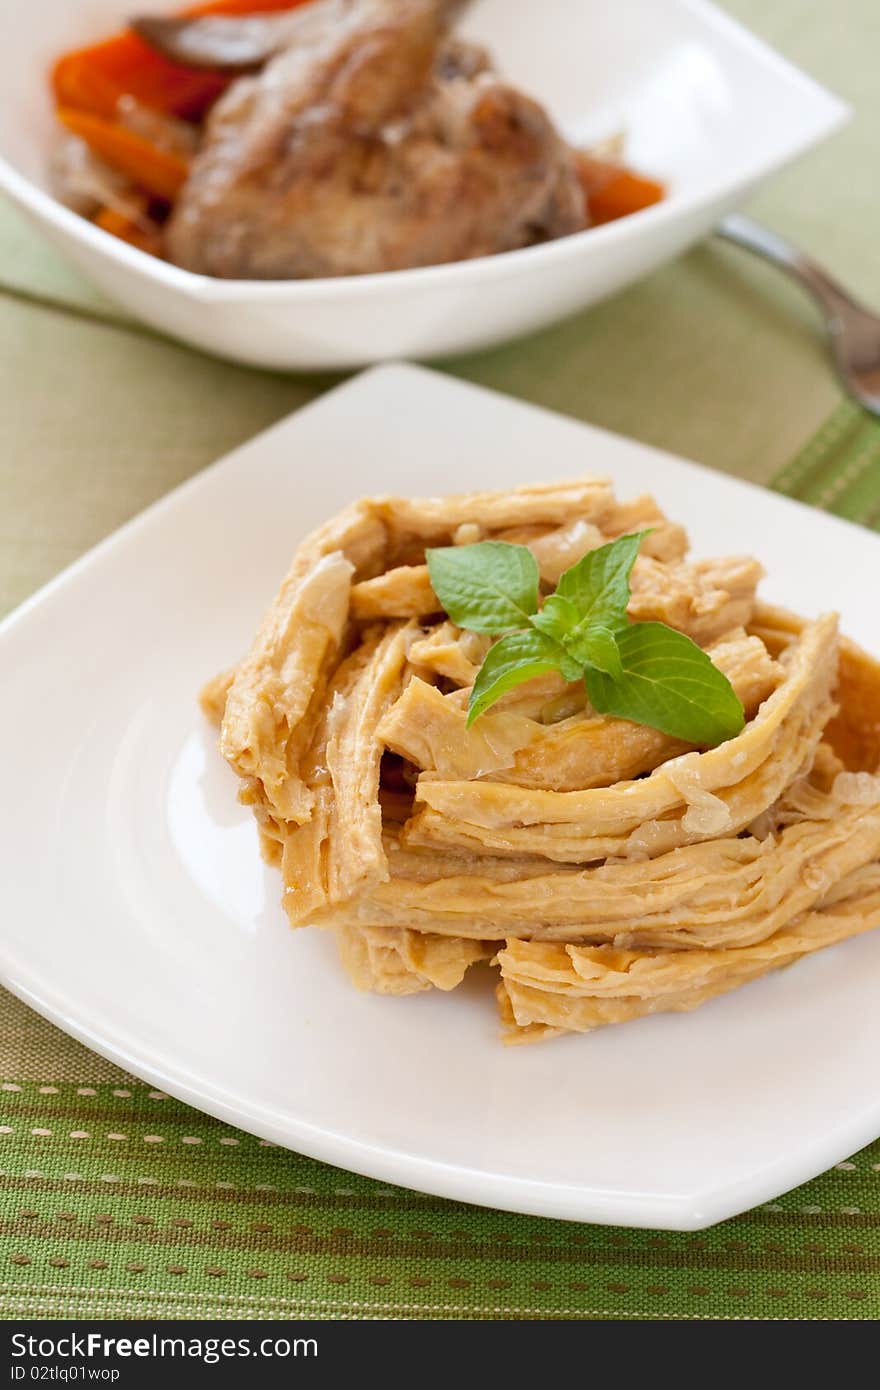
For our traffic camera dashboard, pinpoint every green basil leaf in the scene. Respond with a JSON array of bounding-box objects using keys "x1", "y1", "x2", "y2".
[
  {"x1": 426, "y1": 541, "x2": 540, "y2": 634},
  {"x1": 564, "y1": 622, "x2": 622, "y2": 679},
  {"x1": 556, "y1": 531, "x2": 649, "y2": 628},
  {"x1": 557, "y1": 651, "x2": 586, "y2": 684},
  {"x1": 529, "y1": 593, "x2": 579, "y2": 644},
  {"x1": 584, "y1": 622, "x2": 745, "y2": 745},
  {"x1": 467, "y1": 629, "x2": 563, "y2": 725}
]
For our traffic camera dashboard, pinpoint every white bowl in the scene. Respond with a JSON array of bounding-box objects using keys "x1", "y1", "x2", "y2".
[{"x1": 0, "y1": 0, "x2": 848, "y2": 370}]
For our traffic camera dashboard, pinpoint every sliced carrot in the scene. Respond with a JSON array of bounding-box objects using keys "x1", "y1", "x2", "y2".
[
  {"x1": 58, "y1": 107, "x2": 189, "y2": 201},
  {"x1": 52, "y1": 36, "x2": 230, "y2": 121},
  {"x1": 53, "y1": 47, "x2": 226, "y2": 121},
  {"x1": 50, "y1": 57, "x2": 128, "y2": 120},
  {"x1": 51, "y1": 0, "x2": 312, "y2": 120},
  {"x1": 189, "y1": 0, "x2": 311, "y2": 13},
  {"x1": 95, "y1": 206, "x2": 163, "y2": 256},
  {"x1": 587, "y1": 169, "x2": 665, "y2": 226}
]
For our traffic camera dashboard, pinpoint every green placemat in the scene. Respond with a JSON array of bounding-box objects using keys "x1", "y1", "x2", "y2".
[
  {"x1": 771, "y1": 400, "x2": 880, "y2": 527},
  {"x1": 0, "y1": 1040, "x2": 879, "y2": 1322}
]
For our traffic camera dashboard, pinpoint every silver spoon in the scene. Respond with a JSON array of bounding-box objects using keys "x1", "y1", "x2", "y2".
[{"x1": 716, "y1": 214, "x2": 880, "y2": 419}]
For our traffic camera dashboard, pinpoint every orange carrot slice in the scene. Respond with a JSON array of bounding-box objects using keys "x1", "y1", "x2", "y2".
[
  {"x1": 52, "y1": 47, "x2": 226, "y2": 120},
  {"x1": 58, "y1": 107, "x2": 189, "y2": 200},
  {"x1": 584, "y1": 166, "x2": 665, "y2": 225},
  {"x1": 95, "y1": 206, "x2": 163, "y2": 255}
]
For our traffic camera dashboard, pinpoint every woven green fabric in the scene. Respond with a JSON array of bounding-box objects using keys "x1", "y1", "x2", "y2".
[
  {"x1": 3, "y1": 0, "x2": 880, "y2": 1323},
  {"x1": 771, "y1": 400, "x2": 880, "y2": 527},
  {"x1": 0, "y1": 1061, "x2": 879, "y2": 1322}
]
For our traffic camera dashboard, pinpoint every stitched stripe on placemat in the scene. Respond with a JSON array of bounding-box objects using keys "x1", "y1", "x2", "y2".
[
  {"x1": 771, "y1": 400, "x2": 880, "y2": 528},
  {"x1": 2, "y1": 1080, "x2": 880, "y2": 1321}
]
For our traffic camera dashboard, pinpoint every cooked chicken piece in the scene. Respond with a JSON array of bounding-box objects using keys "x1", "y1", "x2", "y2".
[{"x1": 163, "y1": 0, "x2": 586, "y2": 278}]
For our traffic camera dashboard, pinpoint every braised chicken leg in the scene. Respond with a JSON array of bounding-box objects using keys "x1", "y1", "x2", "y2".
[{"x1": 161, "y1": 0, "x2": 587, "y2": 279}]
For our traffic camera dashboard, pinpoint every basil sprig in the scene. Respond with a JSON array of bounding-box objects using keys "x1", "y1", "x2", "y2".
[{"x1": 425, "y1": 532, "x2": 745, "y2": 744}]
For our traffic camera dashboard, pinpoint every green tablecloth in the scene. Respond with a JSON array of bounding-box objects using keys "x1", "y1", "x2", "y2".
[{"x1": 2, "y1": 0, "x2": 880, "y2": 1321}]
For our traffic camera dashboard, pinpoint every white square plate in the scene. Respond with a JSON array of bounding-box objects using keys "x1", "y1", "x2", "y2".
[
  {"x1": 0, "y1": 0, "x2": 848, "y2": 368},
  {"x1": 3, "y1": 364, "x2": 880, "y2": 1230}
]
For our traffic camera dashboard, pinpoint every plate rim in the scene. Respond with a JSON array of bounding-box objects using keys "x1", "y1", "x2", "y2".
[{"x1": 7, "y1": 937, "x2": 880, "y2": 1231}]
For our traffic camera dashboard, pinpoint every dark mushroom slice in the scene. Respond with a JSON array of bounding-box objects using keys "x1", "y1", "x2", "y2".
[
  {"x1": 130, "y1": 0, "x2": 472, "y2": 72},
  {"x1": 129, "y1": 14, "x2": 306, "y2": 71}
]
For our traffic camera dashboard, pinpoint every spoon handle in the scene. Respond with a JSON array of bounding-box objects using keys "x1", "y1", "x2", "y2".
[{"x1": 716, "y1": 213, "x2": 857, "y2": 326}]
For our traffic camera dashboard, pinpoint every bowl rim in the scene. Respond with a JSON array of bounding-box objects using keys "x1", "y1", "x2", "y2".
[{"x1": 0, "y1": 0, "x2": 851, "y2": 304}]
